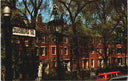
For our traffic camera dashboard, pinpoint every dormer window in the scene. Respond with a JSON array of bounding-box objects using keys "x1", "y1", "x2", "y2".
[{"x1": 91, "y1": 51, "x2": 94, "y2": 54}]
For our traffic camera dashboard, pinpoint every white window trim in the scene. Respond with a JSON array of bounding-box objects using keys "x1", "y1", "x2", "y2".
[
  {"x1": 40, "y1": 46, "x2": 46, "y2": 56},
  {"x1": 51, "y1": 46, "x2": 56, "y2": 55}
]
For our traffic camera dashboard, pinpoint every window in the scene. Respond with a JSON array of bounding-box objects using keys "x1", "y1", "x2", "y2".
[
  {"x1": 52, "y1": 47, "x2": 56, "y2": 55},
  {"x1": 51, "y1": 38, "x2": 56, "y2": 42},
  {"x1": 98, "y1": 59, "x2": 104, "y2": 68},
  {"x1": 64, "y1": 37, "x2": 68, "y2": 44},
  {"x1": 118, "y1": 58, "x2": 122, "y2": 66},
  {"x1": 116, "y1": 40, "x2": 121, "y2": 44},
  {"x1": 99, "y1": 48, "x2": 102, "y2": 54},
  {"x1": 41, "y1": 36, "x2": 45, "y2": 43},
  {"x1": 107, "y1": 48, "x2": 109, "y2": 54},
  {"x1": 107, "y1": 59, "x2": 110, "y2": 65},
  {"x1": 91, "y1": 51, "x2": 94, "y2": 54},
  {"x1": 112, "y1": 73, "x2": 116, "y2": 77},
  {"x1": 107, "y1": 74, "x2": 111, "y2": 78},
  {"x1": 112, "y1": 58, "x2": 116, "y2": 64},
  {"x1": 98, "y1": 59, "x2": 101, "y2": 67},
  {"x1": 40, "y1": 46, "x2": 47, "y2": 56},
  {"x1": 117, "y1": 48, "x2": 122, "y2": 54},
  {"x1": 85, "y1": 59, "x2": 89, "y2": 69},
  {"x1": 64, "y1": 47, "x2": 68, "y2": 55},
  {"x1": 123, "y1": 47, "x2": 126, "y2": 53},
  {"x1": 82, "y1": 60, "x2": 85, "y2": 69},
  {"x1": 91, "y1": 59, "x2": 94, "y2": 68},
  {"x1": 98, "y1": 40, "x2": 101, "y2": 45},
  {"x1": 111, "y1": 48, "x2": 115, "y2": 54}
]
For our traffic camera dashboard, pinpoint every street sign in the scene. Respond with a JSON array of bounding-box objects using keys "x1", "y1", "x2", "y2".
[{"x1": 12, "y1": 27, "x2": 36, "y2": 37}]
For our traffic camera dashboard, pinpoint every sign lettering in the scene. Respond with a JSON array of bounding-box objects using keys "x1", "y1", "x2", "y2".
[{"x1": 12, "y1": 27, "x2": 36, "y2": 37}]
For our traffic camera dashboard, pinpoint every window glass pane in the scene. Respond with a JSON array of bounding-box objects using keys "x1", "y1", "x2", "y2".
[
  {"x1": 98, "y1": 75, "x2": 105, "y2": 79},
  {"x1": 117, "y1": 48, "x2": 122, "y2": 53},
  {"x1": 91, "y1": 59, "x2": 94, "y2": 68},
  {"x1": 112, "y1": 73, "x2": 116, "y2": 77},
  {"x1": 65, "y1": 48, "x2": 68, "y2": 55},
  {"x1": 41, "y1": 47, "x2": 45, "y2": 56},
  {"x1": 52, "y1": 47, "x2": 56, "y2": 55},
  {"x1": 64, "y1": 38, "x2": 68, "y2": 43},
  {"x1": 42, "y1": 36, "x2": 45, "y2": 43},
  {"x1": 118, "y1": 58, "x2": 122, "y2": 65},
  {"x1": 111, "y1": 48, "x2": 114, "y2": 54},
  {"x1": 107, "y1": 74, "x2": 111, "y2": 78}
]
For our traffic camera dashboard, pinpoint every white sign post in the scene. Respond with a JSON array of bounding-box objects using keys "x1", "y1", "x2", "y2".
[{"x1": 12, "y1": 27, "x2": 36, "y2": 37}]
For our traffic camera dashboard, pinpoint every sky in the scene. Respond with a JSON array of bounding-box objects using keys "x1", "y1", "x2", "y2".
[{"x1": 16, "y1": 0, "x2": 54, "y2": 23}]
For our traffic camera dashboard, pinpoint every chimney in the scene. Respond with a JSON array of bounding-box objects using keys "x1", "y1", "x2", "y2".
[{"x1": 38, "y1": 14, "x2": 42, "y2": 23}]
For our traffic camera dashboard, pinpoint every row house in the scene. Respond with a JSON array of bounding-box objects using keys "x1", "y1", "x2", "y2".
[
  {"x1": 36, "y1": 14, "x2": 127, "y2": 73},
  {"x1": 36, "y1": 14, "x2": 71, "y2": 72},
  {"x1": 84, "y1": 38, "x2": 127, "y2": 70}
]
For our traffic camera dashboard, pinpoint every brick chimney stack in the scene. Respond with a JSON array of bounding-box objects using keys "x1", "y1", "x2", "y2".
[
  {"x1": 37, "y1": 14, "x2": 42, "y2": 28},
  {"x1": 38, "y1": 14, "x2": 42, "y2": 23}
]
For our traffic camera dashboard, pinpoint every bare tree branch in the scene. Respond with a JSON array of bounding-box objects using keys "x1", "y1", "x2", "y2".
[
  {"x1": 30, "y1": 0, "x2": 35, "y2": 7},
  {"x1": 23, "y1": 0, "x2": 32, "y2": 17}
]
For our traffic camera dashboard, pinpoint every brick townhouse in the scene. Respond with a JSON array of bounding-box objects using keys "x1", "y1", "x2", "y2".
[{"x1": 23, "y1": 14, "x2": 127, "y2": 73}]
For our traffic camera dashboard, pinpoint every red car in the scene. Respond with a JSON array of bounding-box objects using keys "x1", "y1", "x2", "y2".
[{"x1": 96, "y1": 71, "x2": 121, "y2": 81}]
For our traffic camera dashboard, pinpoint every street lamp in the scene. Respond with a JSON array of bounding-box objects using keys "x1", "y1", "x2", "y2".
[
  {"x1": 52, "y1": 4, "x2": 62, "y2": 80},
  {"x1": 3, "y1": 6, "x2": 13, "y2": 80}
]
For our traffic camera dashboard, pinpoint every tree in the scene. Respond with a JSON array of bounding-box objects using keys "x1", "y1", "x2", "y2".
[
  {"x1": 15, "y1": 0, "x2": 50, "y2": 79},
  {"x1": 53, "y1": 0, "x2": 99, "y2": 79},
  {"x1": 88, "y1": 0, "x2": 127, "y2": 67},
  {"x1": 16, "y1": 0, "x2": 49, "y2": 28},
  {"x1": 2, "y1": 0, "x2": 49, "y2": 80}
]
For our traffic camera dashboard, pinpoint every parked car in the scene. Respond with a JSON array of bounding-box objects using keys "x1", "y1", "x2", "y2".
[
  {"x1": 109, "y1": 75, "x2": 128, "y2": 81},
  {"x1": 96, "y1": 71, "x2": 121, "y2": 81}
]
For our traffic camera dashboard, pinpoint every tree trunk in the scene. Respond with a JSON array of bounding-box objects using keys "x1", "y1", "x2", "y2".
[
  {"x1": 103, "y1": 38, "x2": 108, "y2": 68},
  {"x1": 72, "y1": 23, "x2": 81, "y2": 80}
]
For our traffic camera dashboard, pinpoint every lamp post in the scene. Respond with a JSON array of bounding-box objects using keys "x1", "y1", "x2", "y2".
[
  {"x1": 3, "y1": 6, "x2": 13, "y2": 81},
  {"x1": 52, "y1": 5, "x2": 62, "y2": 80}
]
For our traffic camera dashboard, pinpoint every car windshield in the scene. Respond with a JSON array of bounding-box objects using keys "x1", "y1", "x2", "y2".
[{"x1": 98, "y1": 75, "x2": 105, "y2": 79}]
